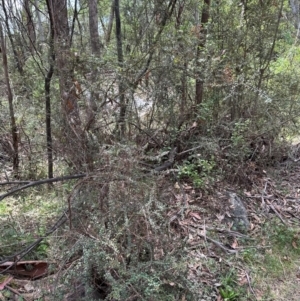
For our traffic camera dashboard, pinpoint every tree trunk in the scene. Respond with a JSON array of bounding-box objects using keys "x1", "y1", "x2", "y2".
[
  {"x1": 44, "y1": 2, "x2": 56, "y2": 179},
  {"x1": 195, "y1": 0, "x2": 210, "y2": 105},
  {"x1": 24, "y1": 0, "x2": 36, "y2": 54},
  {"x1": 88, "y1": 0, "x2": 102, "y2": 55},
  {"x1": 1, "y1": 0, "x2": 24, "y2": 75},
  {"x1": 106, "y1": 1, "x2": 115, "y2": 44},
  {"x1": 290, "y1": 0, "x2": 300, "y2": 34},
  {"x1": 114, "y1": 0, "x2": 127, "y2": 138},
  {"x1": 34, "y1": 0, "x2": 45, "y2": 44},
  {"x1": 47, "y1": 0, "x2": 94, "y2": 172},
  {"x1": 0, "y1": 22, "x2": 19, "y2": 177},
  {"x1": 86, "y1": 0, "x2": 101, "y2": 131}
]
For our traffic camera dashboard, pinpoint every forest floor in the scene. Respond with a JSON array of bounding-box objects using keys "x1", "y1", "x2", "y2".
[
  {"x1": 169, "y1": 156, "x2": 300, "y2": 301},
  {"x1": 251, "y1": 161, "x2": 300, "y2": 301},
  {"x1": 1, "y1": 149, "x2": 300, "y2": 300}
]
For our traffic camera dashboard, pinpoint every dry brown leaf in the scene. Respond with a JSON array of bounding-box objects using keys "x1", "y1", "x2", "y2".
[
  {"x1": 251, "y1": 214, "x2": 261, "y2": 223},
  {"x1": 225, "y1": 211, "x2": 232, "y2": 217},
  {"x1": 231, "y1": 238, "x2": 238, "y2": 249},
  {"x1": 244, "y1": 191, "x2": 252, "y2": 197},
  {"x1": 189, "y1": 212, "x2": 201, "y2": 220},
  {"x1": 238, "y1": 271, "x2": 247, "y2": 285},
  {"x1": 199, "y1": 229, "x2": 206, "y2": 236},
  {"x1": 292, "y1": 240, "x2": 298, "y2": 249},
  {"x1": 191, "y1": 121, "x2": 197, "y2": 128},
  {"x1": 216, "y1": 294, "x2": 222, "y2": 301},
  {"x1": 183, "y1": 184, "x2": 193, "y2": 190},
  {"x1": 216, "y1": 214, "x2": 225, "y2": 221}
]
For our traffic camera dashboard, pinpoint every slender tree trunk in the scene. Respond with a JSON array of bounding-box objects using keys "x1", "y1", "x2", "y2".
[
  {"x1": 176, "y1": 1, "x2": 187, "y2": 125},
  {"x1": 290, "y1": 0, "x2": 300, "y2": 34},
  {"x1": 24, "y1": 0, "x2": 36, "y2": 54},
  {"x1": 114, "y1": 0, "x2": 126, "y2": 137},
  {"x1": 69, "y1": 0, "x2": 78, "y2": 47},
  {"x1": 34, "y1": 0, "x2": 45, "y2": 44},
  {"x1": 44, "y1": 2, "x2": 56, "y2": 179},
  {"x1": 195, "y1": 0, "x2": 210, "y2": 105},
  {"x1": 86, "y1": 0, "x2": 101, "y2": 131},
  {"x1": 106, "y1": 1, "x2": 115, "y2": 44},
  {"x1": 1, "y1": 0, "x2": 24, "y2": 75},
  {"x1": 0, "y1": 22, "x2": 19, "y2": 177},
  {"x1": 45, "y1": 68, "x2": 54, "y2": 179}
]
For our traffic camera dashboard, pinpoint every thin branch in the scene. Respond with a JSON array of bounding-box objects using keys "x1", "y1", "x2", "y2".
[
  {"x1": 265, "y1": 198, "x2": 287, "y2": 225},
  {"x1": 186, "y1": 225, "x2": 238, "y2": 254},
  {"x1": 0, "y1": 210, "x2": 68, "y2": 267},
  {"x1": 0, "y1": 181, "x2": 31, "y2": 185},
  {"x1": 0, "y1": 174, "x2": 86, "y2": 202}
]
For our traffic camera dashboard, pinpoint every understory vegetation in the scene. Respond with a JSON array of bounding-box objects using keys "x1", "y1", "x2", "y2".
[{"x1": 1, "y1": 0, "x2": 300, "y2": 300}]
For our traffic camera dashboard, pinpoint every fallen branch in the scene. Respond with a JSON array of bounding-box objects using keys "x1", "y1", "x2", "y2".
[
  {"x1": 6, "y1": 285, "x2": 30, "y2": 301},
  {"x1": 0, "y1": 180, "x2": 31, "y2": 185},
  {"x1": 199, "y1": 234, "x2": 238, "y2": 254},
  {"x1": 265, "y1": 198, "x2": 287, "y2": 225},
  {"x1": 186, "y1": 225, "x2": 238, "y2": 254},
  {"x1": 0, "y1": 174, "x2": 86, "y2": 202}
]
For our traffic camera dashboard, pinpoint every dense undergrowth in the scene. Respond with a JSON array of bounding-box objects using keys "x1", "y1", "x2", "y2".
[{"x1": 1, "y1": 137, "x2": 300, "y2": 300}]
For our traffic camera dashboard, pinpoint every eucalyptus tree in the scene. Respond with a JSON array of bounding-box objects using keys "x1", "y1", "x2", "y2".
[{"x1": 0, "y1": 0, "x2": 299, "y2": 179}]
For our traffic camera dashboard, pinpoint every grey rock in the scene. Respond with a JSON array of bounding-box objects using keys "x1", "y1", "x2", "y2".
[{"x1": 227, "y1": 192, "x2": 250, "y2": 233}]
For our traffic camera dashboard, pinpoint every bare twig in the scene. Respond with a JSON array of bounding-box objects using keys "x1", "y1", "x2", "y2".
[
  {"x1": 244, "y1": 270, "x2": 257, "y2": 300},
  {"x1": 5, "y1": 285, "x2": 30, "y2": 301},
  {"x1": 186, "y1": 226, "x2": 238, "y2": 254},
  {"x1": 177, "y1": 145, "x2": 203, "y2": 157},
  {"x1": 265, "y1": 199, "x2": 287, "y2": 225},
  {"x1": 199, "y1": 234, "x2": 238, "y2": 254}
]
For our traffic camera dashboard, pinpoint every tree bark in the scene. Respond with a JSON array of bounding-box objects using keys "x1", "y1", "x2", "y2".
[
  {"x1": 46, "y1": 0, "x2": 94, "y2": 172},
  {"x1": 0, "y1": 22, "x2": 19, "y2": 177},
  {"x1": 44, "y1": 1, "x2": 56, "y2": 179},
  {"x1": 88, "y1": 0, "x2": 102, "y2": 55},
  {"x1": 195, "y1": 0, "x2": 210, "y2": 105},
  {"x1": 34, "y1": 0, "x2": 45, "y2": 44},
  {"x1": 114, "y1": 0, "x2": 127, "y2": 137},
  {"x1": 86, "y1": 0, "x2": 101, "y2": 131},
  {"x1": 106, "y1": 1, "x2": 115, "y2": 44},
  {"x1": 24, "y1": 0, "x2": 36, "y2": 54}
]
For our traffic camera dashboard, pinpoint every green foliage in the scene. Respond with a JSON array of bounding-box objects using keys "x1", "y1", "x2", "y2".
[
  {"x1": 178, "y1": 157, "x2": 215, "y2": 188},
  {"x1": 219, "y1": 271, "x2": 240, "y2": 301},
  {"x1": 244, "y1": 221, "x2": 300, "y2": 282},
  {"x1": 270, "y1": 224, "x2": 300, "y2": 255},
  {"x1": 2, "y1": 0, "x2": 300, "y2": 299},
  {"x1": 50, "y1": 151, "x2": 207, "y2": 300},
  {"x1": 231, "y1": 120, "x2": 251, "y2": 149}
]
